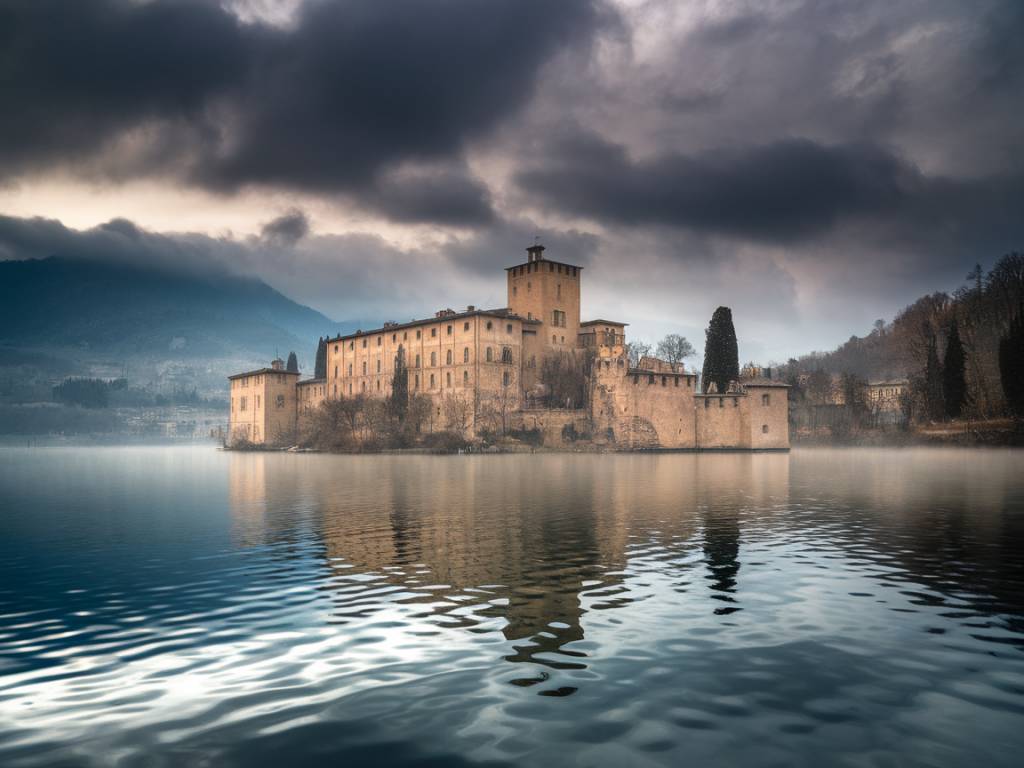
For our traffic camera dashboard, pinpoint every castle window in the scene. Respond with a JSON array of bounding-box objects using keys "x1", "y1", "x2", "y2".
[
  {"x1": 403, "y1": 332, "x2": 408, "y2": 341},
  {"x1": 502, "y1": 347, "x2": 513, "y2": 364},
  {"x1": 416, "y1": 330, "x2": 421, "y2": 339},
  {"x1": 348, "y1": 383, "x2": 352, "y2": 394},
  {"x1": 463, "y1": 348, "x2": 469, "y2": 363},
  {"x1": 240, "y1": 396, "x2": 247, "y2": 411},
  {"x1": 513, "y1": 286, "x2": 517, "y2": 297},
  {"x1": 377, "y1": 380, "x2": 380, "y2": 391},
  {"x1": 431, "y1": 327, "x2": 437, "y2": 338},
  {"x1": 552, "y1": 334, "x2": 557, "y2": 343},
  {"x1": 415, "y1": 354, "x2": 421, "y2": 367},
  {"x1": 377, "y1": 359, "x2": 381, "y2": 373},
  {"x1": 430, "y1": 374, "x2": 435, "y2": 389},
  {"x1": 447, "y1": 325, "x2": 452, "y2": 336},
  {"x1": 362, "y1": 361, "x2": 367, "y2": 375},
  {"x1": 431, "y1": 352, "x2": 437, "y2": 366},
  {"x1": 549, "y1": 263, "x2": 554, "y2": 272},
  {"x1": 762, "y1": 424, "x2": 769, "y2": 434},
  {"x1": 415, "y1": 374, "x2": 419, "y2": 389},
  {"x1": 561, "y1": 336, "x2": 564, "y2": 344},
  {"x1": 557, "y1": 264, "x2": 563, "y2": 274},
  {"x1": 392, "y1": 334, "x2": 396, "y2": 343},
  {"x1": 255, "y1": 394, "x2": 260, "y2": 408},
  {"x1": 377, "y1": 337, "x2": 381, "y2": 346},
  {"x1": 446, "y1": 350, "x2": 452, "y2": 364},
  {"x1": 464, "y1": 322, "x2": 470, "y2": 331},
  {"x1": 362, "y1": 339, "x2": 367, "y2": 348},
  {"x1": 557, "y1": 283, "x2": 561, "y2": 299},
  {"x1": 348, "y1": 364, "x2": 352, "y2": 376},
  {"x1": 362, "y1": 382, "x2": 366, "y2": 392},
  {"x1": 507, "y1": 323, "x2": 513, "y2": 334},
  {"x1": 349, "y1": 342, "x2": 354, "y2": 350},
  {"x1": 762, "y1": 393, "x2": 770, "y2": 406},
  {"x1": 276, "y1": 394, "x2": 285, "y2": 409},
  {"x1": 463, "y1": 371, "x2": 469, "y2": 385},
  {"x1": 649, "y1": 374, "x2": 655, "y2": 384},
  {"x1": 486, "y1": 321, "x2": 493, "y2": 330},
  {"x1": 334, "y1": 365, "x2": 338, "y2": 378},
  {"x1": 662, "y1": 376, "x2": 667, "y2": 386},
  {"x1": 446, "y1": 372, "x2": 451, "y2": 387},
  {"x1": 527, "y1": 282, "x2": 531, "y2": 292},
  {"x1": 334, "y1": 345, "x2": 338, "y2": 353},
  {"x1": 503, "y1": 371, "x2": 511, "y2": 387},
  {"x1": 486, "y1": 347, "x2": 493, "y2": 362},
  {"x1": 530, "y1": 355, "x2": 536, "y2": 368}
]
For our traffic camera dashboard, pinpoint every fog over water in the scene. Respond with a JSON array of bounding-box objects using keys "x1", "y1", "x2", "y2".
[{"x1": 1, "y1": 446, "x2": 1023, "y2": 766}]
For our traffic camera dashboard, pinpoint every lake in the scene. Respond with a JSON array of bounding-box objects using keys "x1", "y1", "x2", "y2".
[{"x1": 1, "y1": 446, "x2": 1023, "y2": 767}]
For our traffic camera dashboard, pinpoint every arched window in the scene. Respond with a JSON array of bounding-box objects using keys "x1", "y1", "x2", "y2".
[
  {"x1": 431, "y1": 351, "x2": 437, "y2": 366},
  {"x1": 414, "y1": 374, "x2": 419, "y2": 389},
  {"x1": 503, "y1": 371, "x2": 511, "y2": 387},
  {"x1": 486, "y1": 347, "x2": 493, "y2": 362},
  {"x1": 446, "y1": 372, "x2": 451, "y2": 387},
  {"x1": 415, "y1": 354, "x2": 420, "y2": 368},
  {"x1": 463, "y1": 371, "x2": 469, "y2": 385},
  {"x1": 377, "y1": 359, "x2": 381, "y2": 373},
  {"x1": 501, "y1": 347, "x2": 513, "y2": 364},
  {"x1": 430, "y1": 374, "x2": 435, "y2": 389},
  {"x1": 463, "y1": 347, "x2": 469, "y2": 363},
  {"x1": 446, "y1": 350, "x2": 452, "y2": 364}
]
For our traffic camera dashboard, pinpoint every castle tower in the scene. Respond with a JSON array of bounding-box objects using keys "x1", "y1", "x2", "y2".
[{"x1": 506, "y1": 244, "x2": 582, "y2": 354}]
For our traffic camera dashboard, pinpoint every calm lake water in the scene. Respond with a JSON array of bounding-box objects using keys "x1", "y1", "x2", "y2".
[{"x1": 1, "y1": 446, "x2": 1023, "y2": 767}]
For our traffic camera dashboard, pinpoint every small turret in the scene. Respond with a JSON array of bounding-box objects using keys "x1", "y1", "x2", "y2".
[{"x1": 526, "y1": 243, "x2": 545, "y2": 262}]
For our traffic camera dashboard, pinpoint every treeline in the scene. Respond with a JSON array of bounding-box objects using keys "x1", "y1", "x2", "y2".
[
  {"x1": 52, "y1": 377, "x2": 226, "y2": 409},
  {"x1": 783, "y1": 252, "x2": 1024, "y2": 420}
]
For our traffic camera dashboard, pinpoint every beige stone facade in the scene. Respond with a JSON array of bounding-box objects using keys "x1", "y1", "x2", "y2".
[
  {"x1": 227, "y1": 359, "x2": 299, "y2": 445},
  {"x1": 227, "y1": 244, "x2": 790, "y2": 449}
]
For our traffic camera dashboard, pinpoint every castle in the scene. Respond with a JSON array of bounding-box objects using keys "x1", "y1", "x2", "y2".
[{"x1": 228, "y1": 245, "x2": 789, "y2": 450}]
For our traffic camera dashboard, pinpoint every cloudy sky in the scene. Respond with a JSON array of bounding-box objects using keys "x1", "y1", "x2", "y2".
[{"x1": 2, "y1": 0, "x2": 1022, "y2": 362}]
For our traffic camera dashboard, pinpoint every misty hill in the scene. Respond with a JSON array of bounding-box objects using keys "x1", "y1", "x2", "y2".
[{"x1": 0, "y1": 256, "x2": 352, "y2": 364}]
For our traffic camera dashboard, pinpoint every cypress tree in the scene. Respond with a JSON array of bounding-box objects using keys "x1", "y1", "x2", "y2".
[
  {"x1": 390, "y1": 345, "x2": 409, "y2": 422},
  {"x1": 701, "y1": 306, "x2": 739, "y2": 394},
  {"x1": 924, "y1": 336, "x2": 944, "y2": 421},
  {"x1": 942, "y1": 320, "x2": 968, "y2": 418},
  {"x1": 286, "y1": 351, "x2": 299, "y2": 373},
  {"x1": 314, "y1": 337, "x2": 327, "y2": 379},
  {"x1": 1000, "y1": 305, "x2": 1024, "y2": 416}
]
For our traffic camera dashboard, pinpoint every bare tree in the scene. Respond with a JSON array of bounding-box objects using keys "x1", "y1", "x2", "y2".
[
  {"x1": 625, "y1": 341, "x2": 651, "y2": 368},
  {"x1": 443, "y1": 392, "x2": 473, "y2": 434},
  {"x1": 656, "y1": 334, "x2": 695, "y2": 366}
]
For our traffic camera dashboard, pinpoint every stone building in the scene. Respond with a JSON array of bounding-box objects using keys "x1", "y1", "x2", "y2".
[
  {"x1": 227, "y1": 244, "x2": 789, "y2": 450},
  {"x1": 227, "y1": 358, "x2": 300, "y2": 444}
]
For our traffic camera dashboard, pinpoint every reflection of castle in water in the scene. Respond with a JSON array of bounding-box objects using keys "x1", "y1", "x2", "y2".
[{"x1": 228, "y1": 453, "x2": 791, "y2": 692}]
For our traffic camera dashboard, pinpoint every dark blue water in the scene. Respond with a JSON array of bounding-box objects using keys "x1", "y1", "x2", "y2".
[{"x1": 1, "y1": 446, "x2": 1023, "y2": 767}]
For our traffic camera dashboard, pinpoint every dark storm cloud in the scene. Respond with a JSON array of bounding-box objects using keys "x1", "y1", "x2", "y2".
[
  {"x1": 515, "y1": 130, "x2": 1024, "y2": 262},
  {"x1": 0, "y1": 0, "x2": 607, "y2": 224},
  {"x1": 516, "y1": 134, "x2": 915, "y2": 242},
  {"x1": 260, "y1": 209, "x2": 309, "y2": 247}
]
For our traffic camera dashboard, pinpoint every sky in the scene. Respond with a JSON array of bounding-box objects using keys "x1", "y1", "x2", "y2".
[{"x1": 1, "y1": 0, "x2": 1022, "y2": 363}]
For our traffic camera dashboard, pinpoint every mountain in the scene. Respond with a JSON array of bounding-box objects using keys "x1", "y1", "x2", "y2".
[{"x1": 0, "y1": 256, "x2": 355, "y2": 370}]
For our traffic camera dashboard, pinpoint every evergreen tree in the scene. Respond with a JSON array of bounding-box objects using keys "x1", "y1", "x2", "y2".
[
  {"x1": 314, "y1": 336, "x2": 327, "y2": 379},
  {"x1": 1000, "y1": 305, "x2": 1024, "y2": 416},
  {"x1": 924, "y1": 335, "x2": 944, "y2": 420},
  {"x1": 286, "y1": 351, "x2": 299, "y2": 373},
  {"x1": 701, "y1": 306, "x2": 739, "y2": 394},
  {"x1": 390, "y1": 345, "x2": 409, "y2": 422},
  {"x1": 942, "y1": 319, "x2": 968, "y2": 418}
]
